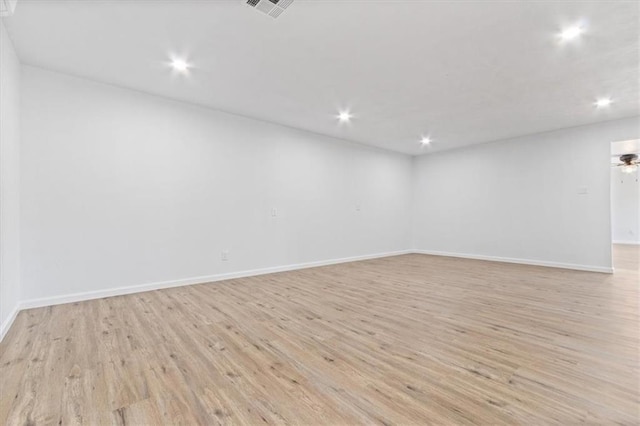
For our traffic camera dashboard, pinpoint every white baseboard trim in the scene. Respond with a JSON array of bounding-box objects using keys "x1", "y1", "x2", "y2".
[
  {"x1": 0, "y1": 304, "x2": 21, "y2": 342},
  {"x1": 413, "y1": 249, "x2": 614, "y2": 274},
  {"x1": 3, "y1": 247, "x2": 614, "y2": 342},
  {"x1": 18, "y1": 250, "x2": 412, "y2": 311},
  {"x1": 613, "y1": 240, "x2": 640, "y2": 246}
]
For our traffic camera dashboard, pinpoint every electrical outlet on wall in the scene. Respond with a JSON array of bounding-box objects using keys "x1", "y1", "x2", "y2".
[
  {"x1": 271, "y1": 207, "x2": 277, "y2": 217},
  {"x1": 221, "y1": 250, "x2": 230, "y2": 261},
  {"x1": 356, "y1": 204, "x2": 361, "y2": 211}
]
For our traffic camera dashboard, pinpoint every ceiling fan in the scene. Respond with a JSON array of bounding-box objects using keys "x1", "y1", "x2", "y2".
[{"x1": 612, "y1": 153, "x2": 639, "y2": 174}]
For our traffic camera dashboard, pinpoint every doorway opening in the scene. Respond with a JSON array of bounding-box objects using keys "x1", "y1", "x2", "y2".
[{"x1": 610, "y1": 139, "x2": 639, "y2": 271}]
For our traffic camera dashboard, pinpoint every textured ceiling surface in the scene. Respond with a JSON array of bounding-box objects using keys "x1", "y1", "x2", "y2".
[{"x1": 5, "y1": 0, "x2": 639, "y2": 155}]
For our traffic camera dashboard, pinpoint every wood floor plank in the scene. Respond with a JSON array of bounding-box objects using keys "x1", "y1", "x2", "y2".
[{"x1": 1, "y1": 245, "x2": 638, "y2": 425}]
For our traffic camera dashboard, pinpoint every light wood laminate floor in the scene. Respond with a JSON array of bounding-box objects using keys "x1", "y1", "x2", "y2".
[{"x1": 1, "y1": 246, "x2": 638, "y2": 425}]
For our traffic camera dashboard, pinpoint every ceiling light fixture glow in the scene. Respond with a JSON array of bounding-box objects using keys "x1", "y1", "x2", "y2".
[
  {"x1": 595, "y1": 98, "x2": 612, "y2": 108},
  {"x1": 171, "y1": 58, "x2": 190, "y2": 73},
  {"x1": 559, "y1": 25, "x2": 584, "y2": 41},
  {"x1": 420, "y1": 136, "x2": 432, "y2": 145},
  {"x1": 338, "y1": 111, "x2": 352, "y2": 123}
]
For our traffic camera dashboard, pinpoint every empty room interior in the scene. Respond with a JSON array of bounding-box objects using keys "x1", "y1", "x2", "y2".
[{"x1": 1, "y1": 0, "x2": 640, "y2": 424}]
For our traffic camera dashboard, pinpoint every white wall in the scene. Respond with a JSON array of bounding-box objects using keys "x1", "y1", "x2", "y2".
[
  {"x1": 14, "y1": 64, "x2": 640, "y2": 312},
  {"x1": 20, "y1": 66, "x2": 412, "y2": 303},
  {"x1": 412, "y1": 117, "x2": 640, "y2": 271},
  {"x1": 611, "y1": 167, "x2": 639, "y2": 244},
  {"x1": 0, "y1": 20, "x2": 21, "y2": 337}
]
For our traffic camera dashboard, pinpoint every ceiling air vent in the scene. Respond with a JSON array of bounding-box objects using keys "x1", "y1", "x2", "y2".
[{"x1": 244, "y1": 0, "x2": 294, "y2": 19}]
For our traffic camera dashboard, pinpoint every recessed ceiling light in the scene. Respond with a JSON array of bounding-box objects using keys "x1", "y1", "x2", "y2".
[
  {"x1": 421, "y1": 136, "x2": 432, "y2": 145},
  {"x1": 595, "y1": 98, "x2": 612, "y2": 108},
  {"x1": 559, "y1": 25, "x2": 584, "y2": 41},
  {"x1": 338, "y1": 111, "x2": 352, "y2": 123},
  {"x1": 170, "y1": 58, "x2": 190, "y2": 73}
]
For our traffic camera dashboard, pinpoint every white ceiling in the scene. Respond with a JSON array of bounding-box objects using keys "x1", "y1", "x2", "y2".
[
  {"x1": 4, "y1": 0, "x2": 639, "y2": 155},
  {"x1": 611, "y1": 139, "x2": 640, "y2": 159}
]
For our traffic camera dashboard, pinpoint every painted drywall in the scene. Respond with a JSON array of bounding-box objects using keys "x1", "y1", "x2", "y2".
[
  {"x1": 20, "y1": 66, "x2": 412, "y2": 302},
  {"x1": 611, "y1": 167, "x2": 639, "y2": 244},
  {"x1": 412, "y1": 117, "x2": 640, "y2": 271},
  {"x1": 14, "y1": 63, "x2": 640, "y2": 313},
  {"x1": 0, "y1": 19, "x2": 21, "y2": 337}
]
